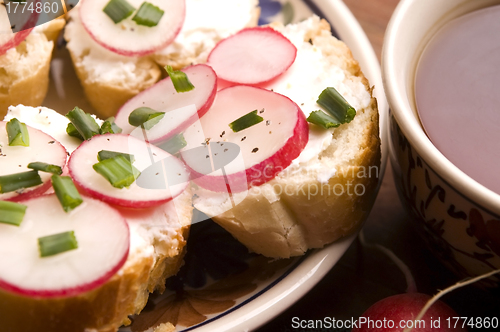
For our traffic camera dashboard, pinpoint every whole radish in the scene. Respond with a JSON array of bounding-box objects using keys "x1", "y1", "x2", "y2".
[
  {"x1": 353, "y1": 293, "x2": 465, "y2": 332},
  {"x1": 354, "y1": 232, "x2": 468, "y2": 332}
]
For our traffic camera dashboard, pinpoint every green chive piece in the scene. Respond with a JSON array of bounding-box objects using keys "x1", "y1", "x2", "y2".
[
  {"x1": 93, "y1": 155, "x2": 141, "y2": 189},
  {"x1": 317, "y1": 87, "x2": 356, "y2": 124},
  {"x1": 229, "y1": 110, "x2": 264, "y2": 133},
  {"x1": 97, "y1": 150, "x2": 135, "y2": 163},
  {"x1": 0, "y1": 201, "x2": 27, "y2": 227},
  {"x1": 128, "y1": 107, "x2": 165, "y2": 130},
  {"x1": 27, "y1": 162, "x2": 63, "y2": 175},
  {"x1": 0, "y1": 170, "x2": 42, "y2": 194},
  {"x1": 100, "y1": 117, "x2": 122, "y2": 135},
  {"x1": 103, "y1": 0, "x2": 135, "y2": 24},
  {"x1": 306, "y1": 110, "x2": 342, "y2": 129},
  {"x1": 6, "y1": 118, "x2": 30, "y2": 147},
  {"x1": 51, "y1": 175, "x2": 83, "y2": 213},
  {"x1": 132, "y1": 2, "x2": 164, "y2": 27},
  {"x1": 38, "y1": 231, "x2": 78, "y2": 257},
  {"x1": 66, "y1": 123, "x2": 84, "y2": 141},
  {"x1": 66, "y1": 107, "x2": 101, "y2": 140},
  {"x1": 164, "y1": 65, "x2": 195, "y2": 93},
  {"x1": 157, "y1": 133, "x2": 187, "y2": 155}
]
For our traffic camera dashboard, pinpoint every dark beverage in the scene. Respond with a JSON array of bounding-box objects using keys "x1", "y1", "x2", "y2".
[{"x1": 415, "y1": 5, "x2": 500, "y2": 194}]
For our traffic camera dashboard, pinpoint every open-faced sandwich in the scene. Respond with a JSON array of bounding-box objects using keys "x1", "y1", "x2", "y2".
[
  {"x1": 0, "y1": 0, "x2": 65, "y2": 117},
  {"x1": 182, "y1": 16, "x2": 380, "y2": 258},
  {"x1": 64, "y1": 0, "x2": 260, "y2": 118},
  {"x1": 1, "y1": 105, "x2": 192, "y2": 332}
]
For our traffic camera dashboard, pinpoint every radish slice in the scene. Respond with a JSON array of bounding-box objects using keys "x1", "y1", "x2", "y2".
[
  {"x1": 115, "y1": 64, "x2": 217, "y2": 144},
  {"x1": 0, "y1": 1, "x2": 40, "y2": 55},
  {"x1": 0, "y1": 194, "x2": 129, "y2": 298},
  {"x1": 181, "y1": 85, "x2": 309, "y2": 193},
  {"x1": 0, "y1": 121, "x2": 67, "y2": 202},
  {"x1": 79, "y1": 0, "x2": 185, "y2": 56},
  {"x1": 68, "y1": 134, "x2": 189, "y2": 208},
  {"x1": 207, "y1": 27, "x2": 297, "y2": 85}
]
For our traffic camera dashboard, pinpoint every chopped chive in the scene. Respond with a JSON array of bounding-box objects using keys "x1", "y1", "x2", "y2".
[
  {"x1": 132, "y1": 2, "x2": 164, "y2": 27},
  {"x1": 93, "y1": 155, "x2": 141, "y2": 189},
  {"x1": 0, "y1": 201, "x2": 27, "y2": 227},
  {"x1": 66, "y1": 107, "x2": 101, "y2": 140},
  {"x1": 27, "y1": 162, "x2": 63, "y2": 175},
  {"x1": 228, "y1": 110, "x2": 264, "y2": 133},
  {"x1": 6, "y1": 118, "x2": 29, "y2": 147},
  {"x1": 103, "y1": 0, "x2": 135, "y2": 24},
  {"x1": 307, "y1": 110, "x2": 342, "y2": 129},
  {"x1": 66, "y1": 123, "x2": 84, "y2": 141},
  {"x1": 51, "y1": 175, "x2": 83, "y2": 213},
  {"x1": 128, "y1": 107, "x2": 165, "y2": 130},
  {"x1": 164, "y1": 65, "x2": 195, "y2": 93},
  {"x1": 38, "y1": 231, "x2": 78, "y2": 257},
  {"x1": 317, "y1": 87, "x2": 356, "y2": 124},
  {"x1": 97, "y1": 150, "x2": 135, "y2": 163},
  {"x1": 0, "y1": 170, "x2": 42, "y2": 194},
  {"x1": 100, "y1": 117, "x2": 122, "y2": 135},
  {"x1": 157, "y1": 133, "x2": 187, "y2": 155}
]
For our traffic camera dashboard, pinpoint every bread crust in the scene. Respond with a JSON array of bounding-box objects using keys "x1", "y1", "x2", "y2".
[
  {"x1": 194, "y1": 18, "x2": 381, "y2": 258},
  {"x1": 0, "y1": 189, "x2": 192, "y2": 332},
  {"x1": 0, "y1": 19, "x2": 65, "y2": 118}
]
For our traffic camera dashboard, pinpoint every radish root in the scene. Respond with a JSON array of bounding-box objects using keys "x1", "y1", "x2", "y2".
[
  {"x1": 359, "y1": 230, "x2": 417, "y2": 293},
  {"x1": 403, "y1": 268, "x2": 500, "y2": 332}
]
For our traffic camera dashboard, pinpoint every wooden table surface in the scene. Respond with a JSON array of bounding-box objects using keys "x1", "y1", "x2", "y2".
[{"x1": 258, "y1": 0, "x2": 500, "y2": 330}]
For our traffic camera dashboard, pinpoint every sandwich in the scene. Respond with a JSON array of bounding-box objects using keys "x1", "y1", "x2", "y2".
[
  {"x1": 64, "y1": 0, "x2": 260, "y2": 118},
  {"x1": 0, "y1": 0, "x2": 65, "y2": 117}
]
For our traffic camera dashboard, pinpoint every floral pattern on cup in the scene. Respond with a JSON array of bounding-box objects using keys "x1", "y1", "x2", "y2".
[{"x1": 389, "y1": 114, "x2": 500, "y2": 286}]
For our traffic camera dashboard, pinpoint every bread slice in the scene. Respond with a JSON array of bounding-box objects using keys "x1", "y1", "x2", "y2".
[
  {"x1": 0, "y1": 189, "x2": 192, "y2": 332},
  {"x1": 64, "y1": 0, "x2": 260, "y2": 119},
  {"x1": 64, "y1": 10, "x2": 161, "y2": 119},
  {"x1": 193, "y1": 17, "x2": 381, "y2": 258},
  {"x1": 1, "y1": 106, "x2": 192, "y2": 332},
  {"x1": 0, "y1": 19, "x2": 65, "y2": 118}
]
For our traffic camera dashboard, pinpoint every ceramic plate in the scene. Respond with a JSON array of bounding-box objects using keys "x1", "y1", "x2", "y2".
[{"x1": 44, "y1": 0, "x2": 388, "y2": 331}]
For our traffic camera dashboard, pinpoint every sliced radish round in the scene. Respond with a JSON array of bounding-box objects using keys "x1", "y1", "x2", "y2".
[
  {"x1": 181, "y1": 85, "x2": 308, "y2": 193},
  {"x1": 0, "y1": 121, "x2": 67, "y2": 202},
  {"x1": 207, "y1": 27, "x2": 297, "y2": 85},
  {"x1": 0, "y1": 1, "x2": 40, "y2": 55},
  {"x1": 68, "y1": 134, "x2": 189, "y2": 208},
  {"x1": 0, "y1": 194, "x2": 129, "y2": 298},
  {"x1": 79, "y1": 0, "x2": 185, "y2": 56},
  {"x1": 115, "y1": 64, "x2": 217, "y2": 144}
]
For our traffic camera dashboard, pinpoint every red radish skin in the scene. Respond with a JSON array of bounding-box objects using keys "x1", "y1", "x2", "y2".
[
  {"x1": 181, "y1": 85, "x2": 309, "y2": 193},
  {"x1": 207, "y1": 26, "x2": 297, "y2": 85},
  {"x1": 79, "y1": 0, "x2": 185, "y2": 56},
  {"x1": 353, "y1": 293, "x2": 466, "y2": 332},
  {"x1": 0, "y1": 121, "x2": 68, "y2": 202},
  {"x1": 68, "y1": 134, "x2": 190, "y2": 208},
  {"x1": 115, "y1": 64, "x2": 218, "y2": 143},
  {"x1": 0, "y1": 194, "x2": 129, "y2": 298}
]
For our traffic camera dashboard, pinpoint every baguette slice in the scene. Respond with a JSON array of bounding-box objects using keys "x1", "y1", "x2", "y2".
[
  {"x1": 0, "y1": 19, "x2": 65, "y2": 118},
  {"x1": 0, "y1": 189, "x2": 191, "y2": 332},
  {"x1": 64, "y1": 9, "x2": 162, "y2": 119},
  {"x1": 64, "y1": 0, "x2": 260, "y2": 118},
  {"x1": 0, "y1": 106, "x2": 192, "y2": 332},
  {"x1": 194, "y1": 17, "x2": 381, "y2": 258}
]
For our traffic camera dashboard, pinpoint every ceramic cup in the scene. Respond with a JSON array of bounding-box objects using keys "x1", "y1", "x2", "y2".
[{"x1": 382, "y1": 0, "x2": 500, "y2": 285}]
